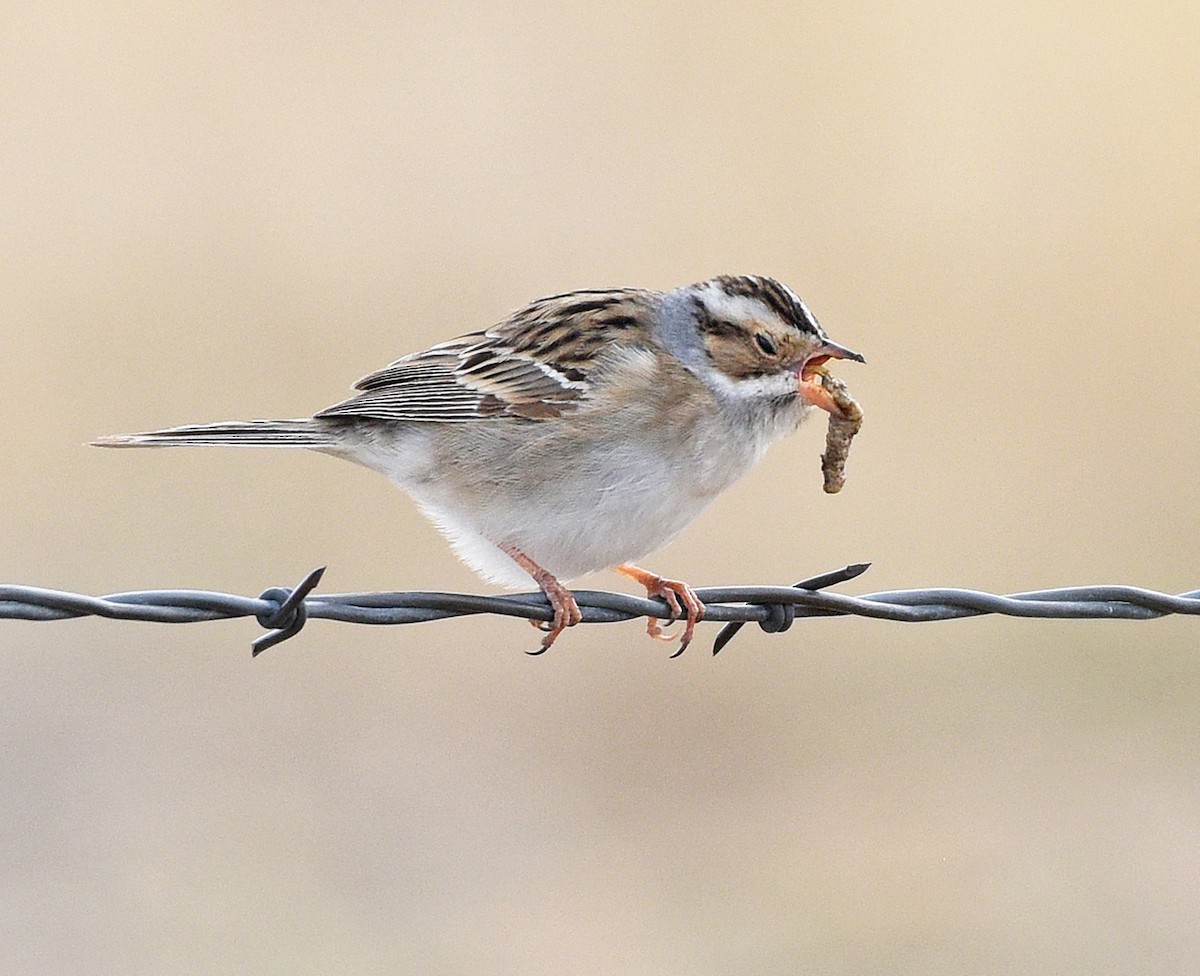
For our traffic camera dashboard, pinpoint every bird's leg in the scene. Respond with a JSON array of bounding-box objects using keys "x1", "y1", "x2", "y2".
[
  {"x1": 500, "y1": 543, "x2": 582, "y2": 654},
  {"x1": 615, "y1": 563, "x2": 706, "y2": 657}
]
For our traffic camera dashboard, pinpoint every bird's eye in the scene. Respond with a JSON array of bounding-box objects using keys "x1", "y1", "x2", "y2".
[{"x1": 754, "y1": 333, "x2": 778, "y2": 356}]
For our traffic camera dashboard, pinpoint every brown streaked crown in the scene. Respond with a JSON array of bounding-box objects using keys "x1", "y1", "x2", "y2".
[{"x1": 708, "y1": 275, "x2": 821, "y2": 335}]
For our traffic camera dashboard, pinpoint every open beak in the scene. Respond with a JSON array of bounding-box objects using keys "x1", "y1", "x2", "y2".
[{"x1": 796, "y1": 339, "x2": 865, "y2": 417}]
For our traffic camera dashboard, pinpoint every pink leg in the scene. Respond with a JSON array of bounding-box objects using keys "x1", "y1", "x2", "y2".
[{"x1": 500, "y1": 543, "x2": 582, "y2": 654}]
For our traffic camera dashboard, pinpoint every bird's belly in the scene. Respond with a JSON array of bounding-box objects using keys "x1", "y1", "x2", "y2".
[
  {"x1": 336, "y1": 414, "x2": 776, "y2": 588},
  {"x1": 419, "y1": 451, "x2": 737, "y2": 585}
]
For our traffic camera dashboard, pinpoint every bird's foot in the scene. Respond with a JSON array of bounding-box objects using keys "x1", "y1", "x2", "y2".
[{"x1": 616, "y1": 563, "x2": 706, "y2": 658}]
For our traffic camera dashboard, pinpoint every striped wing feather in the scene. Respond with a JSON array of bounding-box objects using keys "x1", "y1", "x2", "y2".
[{"x1": 315, "y1": 289, "x2": 655, "y2": 424}]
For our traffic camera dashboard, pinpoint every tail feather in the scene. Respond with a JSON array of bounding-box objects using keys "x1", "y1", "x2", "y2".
[{"x1": 91, "y1": 419, "x2": 333, "y2": 448}]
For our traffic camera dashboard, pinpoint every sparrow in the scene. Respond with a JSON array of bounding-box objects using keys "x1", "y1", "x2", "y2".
[{"x1": 94, "y1": 275, "x2": 864, "y2": 654}]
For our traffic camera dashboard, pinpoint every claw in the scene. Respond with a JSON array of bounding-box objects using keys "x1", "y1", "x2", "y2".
[
  {"x1": 646, "y1": 585, "x2": 682, "y2": 640},
  {"x1": 616, "y1": 564, "x2": 706, "y2": 657}
]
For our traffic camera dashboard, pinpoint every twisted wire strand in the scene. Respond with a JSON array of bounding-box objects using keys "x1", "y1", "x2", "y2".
[{"x1": 3, "y1": 564, "x2": 1198, "y2": 655}]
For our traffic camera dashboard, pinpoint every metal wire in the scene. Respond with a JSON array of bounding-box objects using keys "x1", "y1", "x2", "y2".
[{"x1": 3, "y1": 563, "x2": 1198, "y2": 655}]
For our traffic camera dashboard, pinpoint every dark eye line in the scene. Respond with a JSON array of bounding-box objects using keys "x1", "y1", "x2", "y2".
[{"x1": 702, "y1": 317, "x2": 742, "y2": 339}]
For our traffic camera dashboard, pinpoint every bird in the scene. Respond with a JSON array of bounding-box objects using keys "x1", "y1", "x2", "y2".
[{"x1": 93, "y1": 274, "x2": 863, "y2": 654}]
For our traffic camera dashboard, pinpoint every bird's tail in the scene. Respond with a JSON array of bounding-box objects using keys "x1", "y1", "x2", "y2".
[{"x1": 91, "y1": 418, "x2": 335, "y2": 449}]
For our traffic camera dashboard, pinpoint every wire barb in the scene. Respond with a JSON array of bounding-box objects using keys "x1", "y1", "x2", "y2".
[
  {"x1": 251, "y1": 566, "x2": 327, "y2": 656},
  {"x1": 2, "y1": 565, "x2": 1199, "y2": 655},
  {"x1": 710, "y1": 562, "x2": 872, "y2": 655}
]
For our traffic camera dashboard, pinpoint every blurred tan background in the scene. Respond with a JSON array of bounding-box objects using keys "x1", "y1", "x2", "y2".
[{"x1": 4, "y1": 3, "x2": 1200, "y2": 973}]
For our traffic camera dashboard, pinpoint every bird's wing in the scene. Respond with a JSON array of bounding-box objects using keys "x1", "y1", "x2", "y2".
[{"x1": 315, "y1": 288, "x2": 657, "y2": 423}]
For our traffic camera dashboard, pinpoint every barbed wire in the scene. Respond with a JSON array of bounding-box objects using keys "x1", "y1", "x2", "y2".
[{"x1": 3, "y1": 563, "x2": 1198, "y2": 656}]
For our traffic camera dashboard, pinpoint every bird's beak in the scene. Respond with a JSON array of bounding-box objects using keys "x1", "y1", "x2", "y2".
[
  {"x1": 812, "y1": 339, "x2": 866, "y2": 365},
  {"x1": 796, "y1": 339, "x2": 865, "y2": 417}
]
